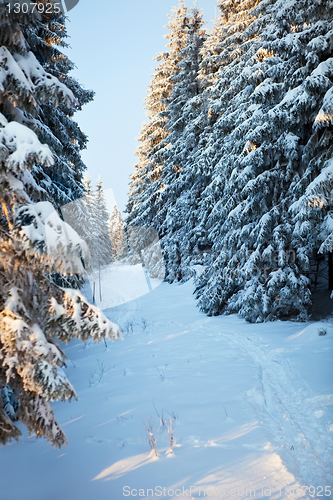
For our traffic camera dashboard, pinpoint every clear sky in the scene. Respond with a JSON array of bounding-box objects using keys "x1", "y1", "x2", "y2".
[{"x1": 64, "y1": 0, "x2": 217, "y2": 215}]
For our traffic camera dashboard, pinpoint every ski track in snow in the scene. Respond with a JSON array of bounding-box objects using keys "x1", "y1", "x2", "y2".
[
  {"x1": 218, "y1": 327, "x2": 333, "y2": 489},
  {"x1": 146, "y1": 310, "x2": 333, "y2": 490}
]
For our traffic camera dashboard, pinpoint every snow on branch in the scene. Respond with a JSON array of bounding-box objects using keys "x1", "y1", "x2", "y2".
[
  {"x1": 0, "y1": 119, "x2": 53, "y2": 172},
  {"x1": 50, "y1": 290, "x2": 122, "y2": 343},
  {"x1": 14, "y1": 51, "x2": 76, "y2": 108},
  {"x1": 19, "y1": 395, "x2": 67, "y2": 448},
  {"x1": 15, "y1": 201, "x2": 89, "y2": 275},
  {"x1": 0, "y1": 46, "x2": 76, "y2": 112}
]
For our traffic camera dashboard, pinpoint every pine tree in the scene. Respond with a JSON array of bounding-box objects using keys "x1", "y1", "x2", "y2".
[
  {"x1": 94, "y1": 177, "x2": 112, "y2": 267},
  {"x1": 154, "y1": 1, "x2": 234, "y2": 283},
  {"x1": 126, "y1": 1, "x2": 192, "y2": 230},
  {"x1": 0, "y1": 3, "x2": 121, "y2": 447},
  {"x1": 60, "y1": 193, "x2": 92, "y2": 269},
  {"x1": 195, "y1": 0, "x2": 333, "y2": 321},
  {"x1": 194, "y1": 0, "x2": 285, "y2": 319},
  {"x1": 127, "y1": 0, "x2": 333, "y2": 322},
  {"x1": 80, "y1": 174, "x2": 97, "y2": 269},
  {"x1": 19, "y1": 4, "x2": 94, "y2": 208},
  {"x1": 81, "y1": 176, "x2": 112, "y2": 271},
  {"x1": 154, "y1": 6, "x2": 206, "y2": 282},
  {"x1": 289, "y1": 5, "x2": 333, "y2": 297},
  {"x1": 109, "y1": 205, "x2": 126, "y2": 260}
]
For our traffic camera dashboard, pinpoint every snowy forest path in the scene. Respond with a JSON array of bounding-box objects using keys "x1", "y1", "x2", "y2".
[
  {"x1": 218, "y1": 325, "x2": 333, "y2": 490},
  {"x1": 1, "y1": 279, "x2": 332, "y2": 500}
]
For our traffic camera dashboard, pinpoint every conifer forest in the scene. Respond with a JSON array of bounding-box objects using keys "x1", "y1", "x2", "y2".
[{"x1": 0, "y1": 1, "x2": 332, "y2": 499}]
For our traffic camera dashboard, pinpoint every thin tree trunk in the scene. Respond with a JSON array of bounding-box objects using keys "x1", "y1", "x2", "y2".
[{"x1": 328, "y1": 252, "x2": 333, "y2": 290}]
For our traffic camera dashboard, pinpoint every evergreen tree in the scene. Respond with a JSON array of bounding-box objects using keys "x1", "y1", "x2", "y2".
[
  {"x1": 81, "y1": 176, "x2": 112, "y2": 271},
  {"x1": 127, "y1": 0, "x2": 333, "y2": 322},
  {"x1": 60, "y1": 193, "x2": 92, "y2": 268},
  {"x1": 126, "y1": 1, "x2": 192, "y2": 230},
  {"x1": 19, "y1": 3, "x2": 94, "y2": 208},
  {"x1": 94, "y1": 177, "x2": 112, "y2": 267},
  {"x1": 154, "y1": 5, "x2": 206, "y2": 282},
  {"x1": 290, "y1": 12, "x2": 333, "y2": 295},
  {"x1": 154, "y1": 1, "x2": 235, "y2": 283},
  {"x1": 0, "y1": 3, "x2": 121, "y2": 447},
  {"x1": 109, "y1": 205, "x2": 126, "y2": 260},
  {"x1": 195, "y1": 0, "x2": 333, "y2": 321},
  {"x1": 81, "y1": 174, "x2": 97, "y2": 269}
]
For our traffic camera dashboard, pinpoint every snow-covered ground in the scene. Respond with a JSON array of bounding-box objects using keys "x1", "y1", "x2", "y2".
[
  {"x1": 87, "y1": 262, "x2": 163, "y2": 309},
  {"x1": 0, "y1": 270, "x2": 332, "y2": 500}
]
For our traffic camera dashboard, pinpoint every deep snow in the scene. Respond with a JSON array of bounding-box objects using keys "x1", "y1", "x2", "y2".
[{"x1": 0, "y1": 270, "x2": 332, "y2": 500}]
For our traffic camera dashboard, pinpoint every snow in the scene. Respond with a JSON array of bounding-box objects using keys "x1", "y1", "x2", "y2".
[
  {"x1": 0, "y1": 275, "x2": 332, "y2": 499},
  {"x1": 276, "y1": 87, "x2": 300, "y2": 107},
  {"x1": 11, "y1": 50, "x2": 76, "y2": 106},
  {"x1": 312, "y1": 58, "x2": 333, "y2": 78},
  {"x1": 17, "y1": 201, "x2": 89, "y2": 273},
  {"x1": 86, "y1": 262, "x2": 163, "y2": 309},
  {"x1": 0, "y1": 47, "x2": 33, "y2": 93},
  {"x1": 0, "y1": 120, "x2": 53, "y2": 170},
  {"x1": 315, "y1": 87, "x2": 333, "y2": 128},
  {"x1": 306, "y1": 157, "x2": 333, "y2": 196}
]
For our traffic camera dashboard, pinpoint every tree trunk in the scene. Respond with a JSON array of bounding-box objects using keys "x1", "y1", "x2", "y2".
[{"x1": 328, "y1": 252, "x2": 333, "y2": 290}]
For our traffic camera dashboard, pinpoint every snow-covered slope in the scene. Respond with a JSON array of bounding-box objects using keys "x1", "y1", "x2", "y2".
[
  {"x1": 86, "y1": 262, "x2": 163, "y2": 309},
  {"x1": 0, "y1": 276, "x2": 332, "y2": 500}
]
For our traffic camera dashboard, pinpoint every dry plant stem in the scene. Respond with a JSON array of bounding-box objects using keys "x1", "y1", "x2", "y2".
[
  {"x1": 144, "y1": 418, "x2": 158, "y2": 457},
  {"x1": 168, "y1": 418, "x2": 174, "y2": 452}
]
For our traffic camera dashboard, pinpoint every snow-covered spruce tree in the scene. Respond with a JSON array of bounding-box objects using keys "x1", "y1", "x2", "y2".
[
  {"x1": 155, "y1": 0, "x2": 241, "y2": 284},
  {"x1": 24, "y1": 4, "x2": 94, "y2": 289},
  {"x1": 60, "y1": 192, "x2": 92, "y2": 261},
  {"x1": 19, "y1": 3, "x2": 94, "y2": 209},
  {"x1": 289, "y1": 6, "x2": 333, "y2": 297},
  {"x1": 94, "y1": 177, "x2": 112, "y2": 267},
  {"x1": 126, "y1": 1, "x2": 192, "y2": 232},
  {"x1": 178, "y1": 0, "x2": 267, "y2": 282},
  {"x1": 194, "y1": 0, "x2": 285, "y2": 320},
  {"x1": 0, "y1": 5, "x2": 121, "y2": 446},
  {"x1": 80, "y1": 174, "x2": 97, "y2": 268},
  {"x1": 81, "y1": 176, "x2": 112, "y2": 271},
  {"x1": 195, "y1": 0, "x2": 333, "y2": 322},
  {"x1": 1, "y1": 1, "x2": 93, "y2": 291},
  {"x1": 154, "y1": 6, "x2": 206, "y2": 282},
  {"x1": 189, "y1": 0, "x2": 270, "y2": 311},
  {"x1": 109, "y1": 204, "x2": 126, "y2": 260}
]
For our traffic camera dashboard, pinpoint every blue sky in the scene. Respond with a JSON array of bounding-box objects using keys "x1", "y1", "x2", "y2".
[{"x1": 64, "y1": 0, "x2": 217, "y2": 214}]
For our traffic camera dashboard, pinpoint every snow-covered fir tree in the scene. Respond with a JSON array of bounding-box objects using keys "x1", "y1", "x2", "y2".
[
  {"x1": 19, "y1": 4, "x2": 94, "y2": 209},
  {"x1": 154, "y1": 6, "x2": 207, "y2": 282},
  {"x1": 289, "y1": 1, "x2": 333, "y2": 298},
  {"x1": 126, "y1": 1, "x2": 193, "y2": 231},
  {"x1": 94, "y1": 177, "x2": 113, "y2": 267},
  {"x1": 195, "y1": 0, "x2": 333, "y2": 321},
  {"x1": 154, "y1": 1, "x2": 237, "y2": 283},
  {"x1": 0, "y1": 2, "x2": 121, "y2": 447},
  {"x1": 109, "y1": 205, "x2": 126, "y2": 260},
  {"x1": 127, "y1": 0, "x2": 333, "y2": 323},
  {"x1": 81, "y1": 176, "x2": 112, "y2": 271},
  {"x1": 80, "y1": 175, "x2": 97, "y2": 268},
  {"x1": 193, "y1": 0, "x2": 282, "y2": 319}
]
